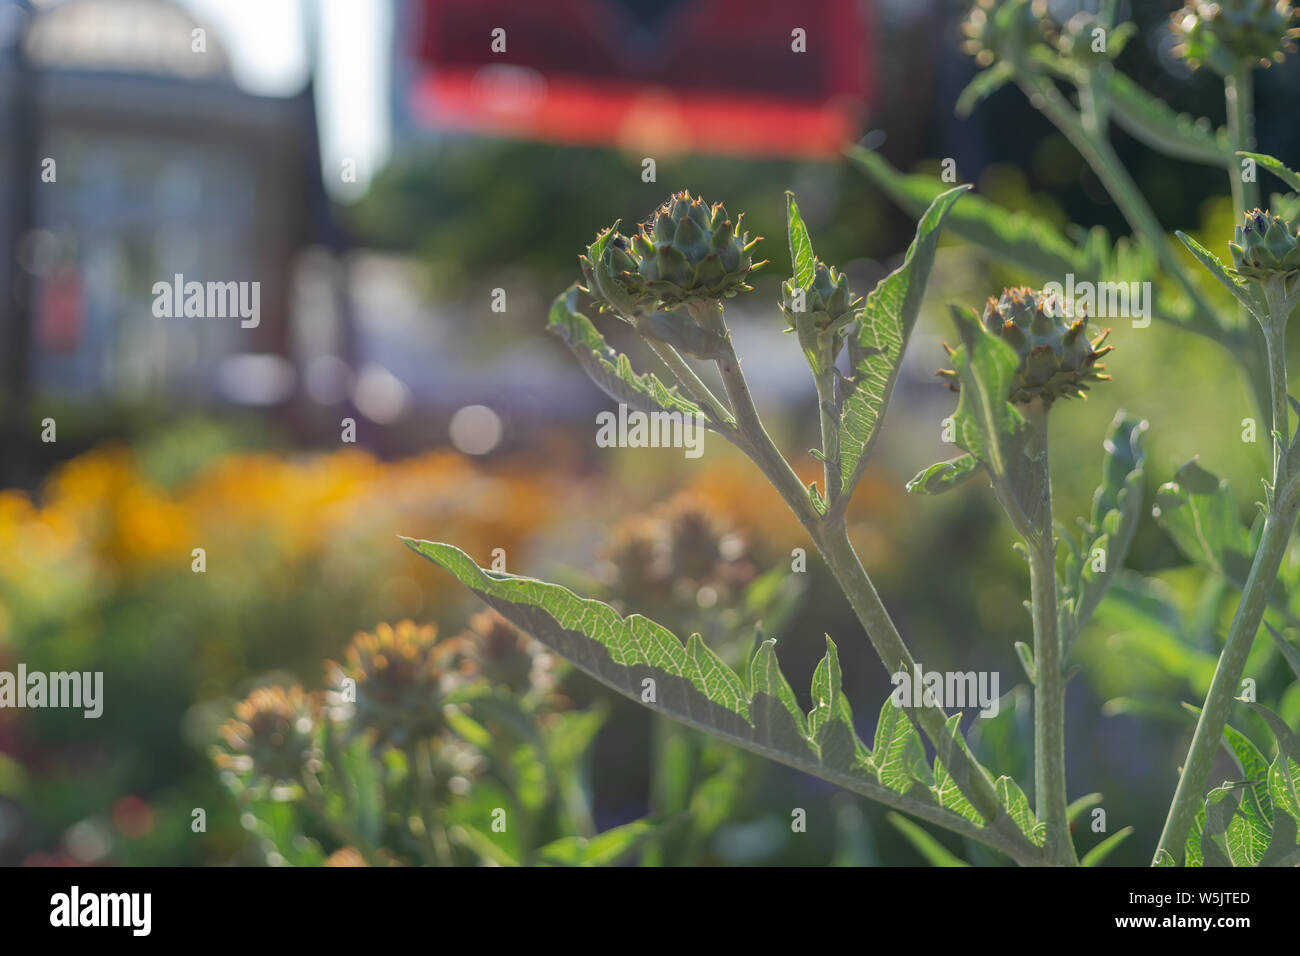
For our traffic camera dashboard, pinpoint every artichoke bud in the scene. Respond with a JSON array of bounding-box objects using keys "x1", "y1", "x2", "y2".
[
  {"x1": 941, "y1": 286, "x2": 1113, "y2": 406},
  {"x1": 962, "y1": 0, "x2": 1051, "y2": 67},
  {"x1": 1052, "y1": 12, "x2": 1132, "y2": 63},
  {"x1": 579, "y1": 222, "x2": 647, "y2": 316},
  {"x1": 781, "y1": 258, "x2": 861, "y2": 338},
  {"x1": 1168, "y1": 0, "x2": 1300, "y2": 74},
  {"x1": 1228, "y1": 208, "x2": 1300, "y2": 283},
  {"x1": 613, "y1": 190, "x2": 765, "y2": 308}
]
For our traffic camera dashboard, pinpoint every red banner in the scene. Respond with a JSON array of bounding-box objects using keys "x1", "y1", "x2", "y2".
[{"x1": 408, "y1": 0, "x2": 874, "y2": 158}]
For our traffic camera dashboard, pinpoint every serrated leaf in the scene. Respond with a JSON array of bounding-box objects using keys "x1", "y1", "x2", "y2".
[
  {"x1": 808, "y1": 636, "x2": 867, "y2": 767},
  {"x1": 995, "y1": 775, "x2": 1046, "y2": 847},
  {"x1": 748, "y1": 638, "x2": 808, "y2": 744},
  {"x1": 1174, "y1": 232, "x2": 1264, "y2": 320},
  {"x1": 1239, "y1": 151, "x2": 1300, "y2": 193},
  {"x1": 1222, "y1": 721, "x2": 1273, "y2": 837},
  {"x1": 872, "y1": 697, "x2": 931, "y2": 795},
  {"x1": 404, "y1": 539, "x2": 1007, "y2": 838},
  {"x1": 785, "y1": 190, "x2": 816, "y2": 290},
  {"x1": 906, "y1": 454, "x2": 981, "y2": 495},
  {"x1": 547, "y1": 284, "x2": 713, "y2": 425},
  {"x1": 1153, "y1": 458, "x2": 1254, "y2": 583},
  {"x1": 1061, "y1": 413, "x2": 1147, "y2": 648},
  {"x1": 1104, "y1": 71, "x2": 1233, "y2": 166},
  {"x1": 836, "y1": 184, "x2": 968, "y2": 501},
  {"x1": 931, "y1": 713, "x2": 983, "y2": 824}
]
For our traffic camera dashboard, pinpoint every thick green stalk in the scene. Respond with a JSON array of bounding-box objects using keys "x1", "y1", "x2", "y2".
[
  {"x1": 813, "y1": 332, "x2": 842, "y2": 507},
  {"x1": 643, "y1": 338, "x2": 735, "y2": 429},
  {"x1": 1021, "y1": 74, "x2": 1222, "y2": 336},
  {"x1": 1225, "y1": 67, "x2": 1258, "y2": 214},
  {"x1": 1019, "y1": 404, "x2": 1074, "y2": 865},
  {"x1": 685, "y1": 300, "x2": 1036, "y2": 859}
]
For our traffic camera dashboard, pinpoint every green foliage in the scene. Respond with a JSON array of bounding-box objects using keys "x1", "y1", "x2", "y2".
[{"x1": 404, "y1": 538, "x2": 1040, "y2": 858}]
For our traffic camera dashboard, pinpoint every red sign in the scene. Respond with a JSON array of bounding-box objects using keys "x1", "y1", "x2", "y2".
[{"x1": 408, "y1": 0, "x2": 874, "y2": 158}]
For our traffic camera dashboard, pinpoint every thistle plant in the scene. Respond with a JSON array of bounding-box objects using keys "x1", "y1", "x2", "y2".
[
  {"x1": 211, "y1": 616, "x2": 678, "y2": 866},
  {"x1": 844, "y1": 0, "x2": 1300, "y2": 866},
  {"x1": 391, "y1": 0, "x2": 1300, "y2": 867}
]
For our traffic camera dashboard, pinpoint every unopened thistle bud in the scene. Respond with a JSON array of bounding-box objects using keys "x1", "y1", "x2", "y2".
[{"x1": 940, "y1": 287, "x2": 1113, "y2": 406}]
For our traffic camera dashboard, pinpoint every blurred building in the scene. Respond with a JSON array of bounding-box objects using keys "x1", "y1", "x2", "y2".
[{"x1": 5, "y1": 0, "x2": 324, "y2": 404}]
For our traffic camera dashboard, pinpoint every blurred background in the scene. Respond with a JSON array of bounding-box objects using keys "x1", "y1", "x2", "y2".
[{"x1": 1, "y1": 0, "x2": 1299, "y2": 866}]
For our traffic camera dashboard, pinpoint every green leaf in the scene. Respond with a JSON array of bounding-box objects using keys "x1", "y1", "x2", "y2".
[
  {"x1": 836, "y1": 185, "x2": 969, "y2": 500},
  {"x1": 849, "y1": 145, "x2": 1098, "y2": 281},
  {"x1": 403, "y1": 538, "x2": 999, "y2": 838},
  {"x1": 872, "y1": 697, "x2": 932, "y2": 796},
  {"x1": 535, "y1": 816, "x2": 678, "y2": 866},
  {"x1": 1174, "y1": 232, "x2": 1264, "y2": 320},
  {"x1": 785, "y1": 190, "x2": 816, "y2": 290},
  {"x1": 1152, "y1": 458, "x2": 1254, "y2": 583},
  {"x1": 547, "y1": 284, "x2": 712, "y2": 425},
  {"x1": 995, "y1": 775, "x2": 1046, "y2": 847},
  {"x1": 906, "y1": 454, "x2": 981, "y2": 496},
  {"x1": 931, "y1": 714, "x2": 983, "y2": 824},
  {"x1": 886, "y1": 812, "x2": 970, "y2": 866},
  {"x1": 1066, "y1": 792, "x2": 1102, "y2": 824},
  {"x1": 1081, "y1": 826, "x2": 1134, "y2": 867},
  {"x1": 1247, "y1": 703, "x2": 1300, "y2": 831},
  {"x1": 1104, "y1": 71, "x2": 1234, "y2": 167},
  {"x1": 1239, "y1": 151, "x2": 1300, "y2": 193},
  {"x1": 1185, "y1": 801, "x2": 1206, "y2": 868},
  {"x1": 947, "y1": 304, "x2": 1027, "y2": 482},
  {"x1": 1264, "y1": 621, "x2": 1300, "y2": 682},
  {"x1": 1222, "y1": 721, "x2": 1273, "y2": 836},
  {"x1": 1061, "y1": 413, "x2": 1148, "y2": 648},
  {"x1": 1200, "y1": 785, "x2": 1242, "y2": 866}
]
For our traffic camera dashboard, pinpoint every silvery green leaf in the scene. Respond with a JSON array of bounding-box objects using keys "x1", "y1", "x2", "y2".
[{"x1": 836, "y1": 185, "x2": 969, "y2": 505}]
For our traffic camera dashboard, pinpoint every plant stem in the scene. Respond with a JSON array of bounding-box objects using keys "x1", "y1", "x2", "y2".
[
  {"x1": 813, "y1": 332, "x2": 842, "y2": 507},
  {"x1": 1154, "y1": 312, "x2": 1295, "y2": 864},
  {"x1": 1153, "y1": 494, "x2": 1298, "y2": 863},
  {"x1": 408, "y1": 741, "x2": 451, "y2": 866},
  {"x1": 1022, "y1": 75, "x2": 1222, "y2": 337},
  {"x1": 1225, "y1": 67, "x2": 1258, "y2": 214},
  {"x1": 689, "y1": 300, "x2": 1040, "y2": 861},
  {"x1": 643, "y1": 338, "x2": 735, "y2": 429},
  {"x1": 1019, "y1": 402, "x2": 1075, "y2": 865}
]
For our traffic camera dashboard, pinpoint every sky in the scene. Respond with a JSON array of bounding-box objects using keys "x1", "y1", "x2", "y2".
[{"x1": 176, "y1": 0, "x2": 392, "y2": 200}]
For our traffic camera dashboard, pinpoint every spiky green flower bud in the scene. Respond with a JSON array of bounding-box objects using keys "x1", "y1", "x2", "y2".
[
  {"x1": 215, "y1": 685, "x2": 320, "y2": 786},
  {"x1": 327, "y1": 621, "x2": 473, "y2": 748},
  {"x1": 579, "y1": 222, "x2": 645, "y2": 315},
  {"x1": 962, "y1": 0, "x2": 1050, "y2": 67},
  {"x1": 1228, "y1": 209, "x2": 1300, "y2": 285},
  {"x1": 1051, "y1": 12, "x2": 1135, "y2": 64},
  {"x1": 780, "y1": 258, "x2": 861, "y2": 335},
  {"x1": 1169, "y1": 0, "x2": 1299, "y2": 74},
  {"x1": 940, "y1": 287, "x2": 1113, "y2": 406},
  {"x1": 617, "y1": 190, "x2": 765, "y2": 308}
]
